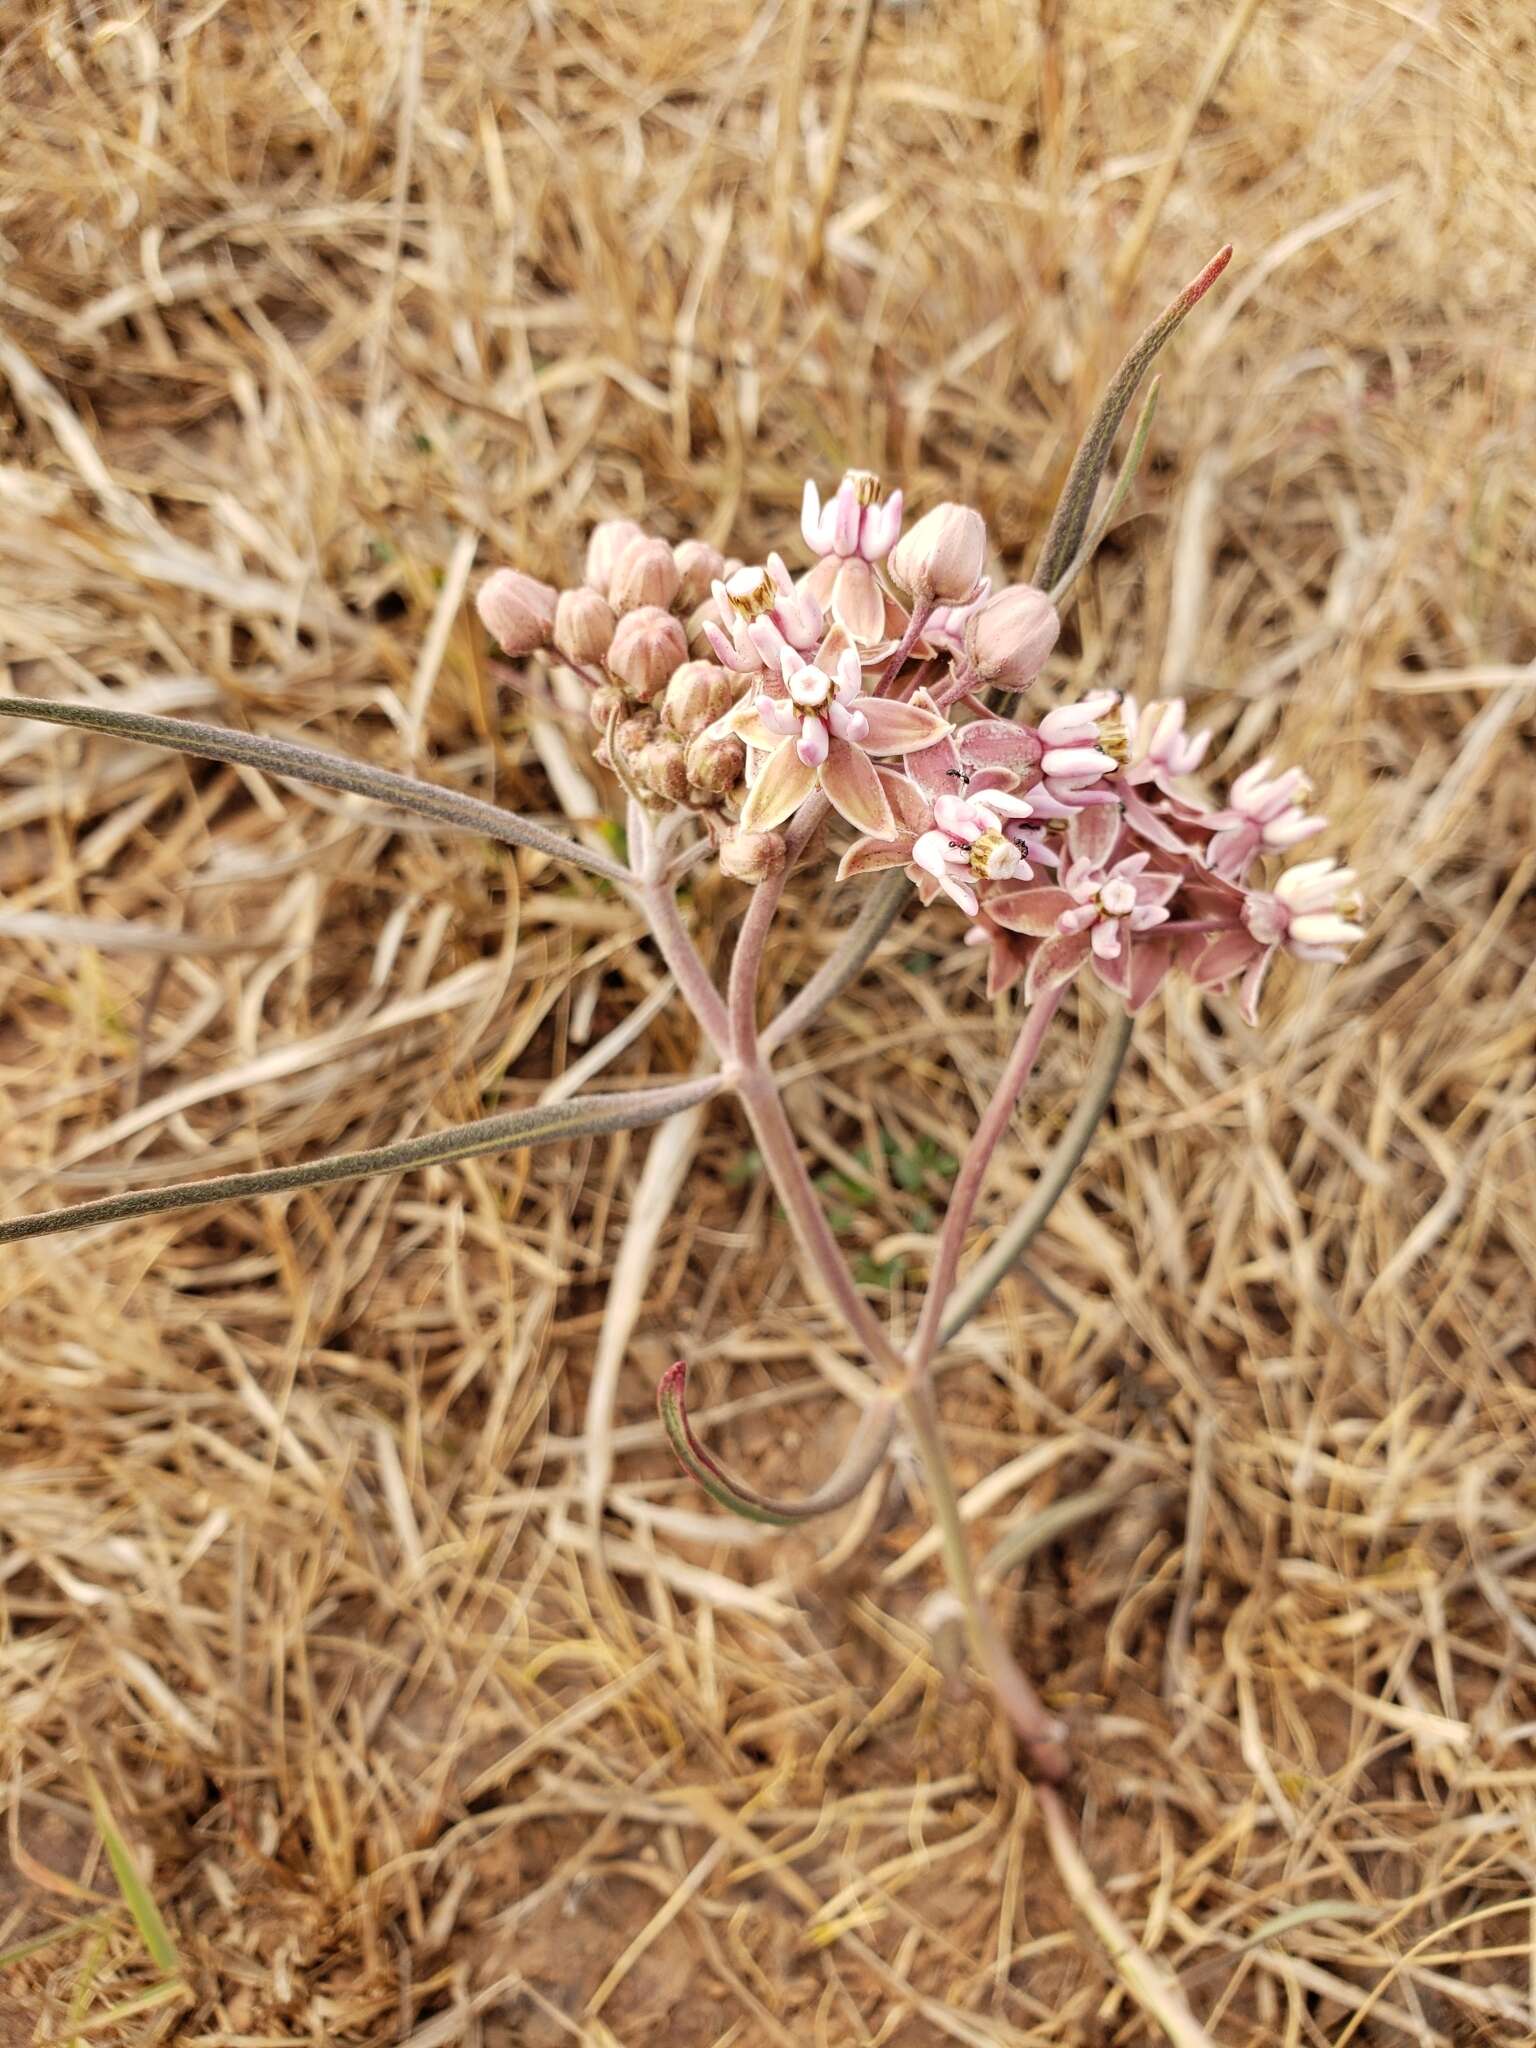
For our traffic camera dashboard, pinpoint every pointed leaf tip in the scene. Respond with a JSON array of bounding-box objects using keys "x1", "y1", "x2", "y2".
[{"x1": 1181, "y1": 243, "x2": 1234, "y2": 311}]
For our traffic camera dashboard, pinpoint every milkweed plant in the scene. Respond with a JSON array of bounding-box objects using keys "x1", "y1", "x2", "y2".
[{"x1": 0, "y1": 247, "x2": 1360, "y2": 1793}]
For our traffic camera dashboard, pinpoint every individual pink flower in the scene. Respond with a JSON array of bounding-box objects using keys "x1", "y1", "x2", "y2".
[
  {"x1": 1203, "y1": 759, "x2": 1326, "y2": 881},
  {"x1": 703, "y1": 556, "x2": 823, "y2": 674},
  {"x1": 909, "y1": 786, "x2": 1039, "y2": 916},
  {"x1": 988, "y1": 808, "x2": 1179, "y2": 1008},
  {"x1": 837, "y1": 692, "x2": 1050, "y2": 904},
  {"x1": 1186, "y1": 856, "x2": 1362, "y2": 1022},
  {"x1": 1122, "y1": 697, "x2": 1210, "y2": 791},
  {"x1": 726, "y1": 633, "x2": 948, "y2": 836},
  {"x1": 1111, "y1": 695, "x2": 1216, "y2": 852},
  {"x1": 1032, "y1": 692, "x2": 1122, "y2": 808},
  {"x1": 801, "y1": 470, "x2": 904, "y2": 643}
]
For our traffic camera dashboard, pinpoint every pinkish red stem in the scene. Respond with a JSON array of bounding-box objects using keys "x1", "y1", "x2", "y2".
[
  {"x1": 876, "y1": 598, "x2": 934, "y2": 693},
  {"x1": 632, "y1": 794, "x2": 1071, "y2": 1776},
  {"x1": 907, "y1": 986, "x2": 1064, "y2": 1372},
  {"x1": 627, "y1": 799, "x2": 731, "y2": 1059}
]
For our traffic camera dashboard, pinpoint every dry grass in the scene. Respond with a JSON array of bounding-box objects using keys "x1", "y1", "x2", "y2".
[{"x1": 1, "y1": 0, "x2": 1534, "y2": 2041}]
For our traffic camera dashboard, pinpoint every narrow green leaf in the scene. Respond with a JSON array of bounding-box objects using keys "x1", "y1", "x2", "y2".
[
  {"x1": 1048, "y1": 376, "x2": 1162, "y2": 605},
  {"x1": 83, "y1": 1773, "x2": 180, "y2": 1976},
  {"x1": 1034, "y1": 245, "x2": 1232, "y2": 594},
  {"x1": 0, "y1": 693, "x2": 628, "y2": 884},
  {"x1": 0, "y1": 1077, "x2": 721, "y2": 1245}
]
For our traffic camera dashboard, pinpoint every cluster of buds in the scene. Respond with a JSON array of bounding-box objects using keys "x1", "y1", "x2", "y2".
[
  {"x1": 478, "y1": 466, "x2": 1361, "y2": 1017},
  {"x1": 478, "y1": 521, "x2": 757, "y2": 817}
]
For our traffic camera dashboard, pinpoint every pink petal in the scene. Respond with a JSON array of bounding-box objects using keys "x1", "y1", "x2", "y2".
[
  {"x1": 986, "y1": 885, "x2": 1075, "y2": 937},
  {"x1": 1239, "y1": 948, "x2": 1275, "y2": 1025},
  {"x1": 1121, "y1": 787, "x2": 1192, "y2": 855},
  {"x1": 862, "y1": 494, "x2": 901, "y2": 559},
  {"x1": 801, "y1": 479, "x2": 826, "y2": 553},
  {"x1": 1068, "y1": 805, "x2": 1122, "y2": 871},
  {"x1": 803, "y1": 555, "x2": 839, "y2": 605},
  {"x1": 903, "y1": 695, "x2": 966, "y2": 799},
  {"x1": 985, "y1": 933, "x2": 1030, "y2": 998},
  {"x1": 838, "y1": 834, "x2": 916, "y2": 879},
  {"x1": 1187, "y1": 929, "x2": 1260, "y2": 988},
  {"x1": 746, "y1": 616, "x2": 789, "y2": 667},
  {"x1": 797, "y1": 714, "x2": 829, "y2": 766},
  {"x1": 1042, "y1": 745, "x2": 1117, "y2": 780},
  {"x1": 959, "y1": 720, "x2": 1043, "y2": 785},
  {"x1": 876, "y1": 767, "x2": 934, "y2": 833},
  {"x1": 857, "y1": 698, "x2": 952, "y2": 756},
  {"x1": 704, "y1": 620, "x2": 754, "y2": 672},
  {"x1": 1025, "y1": 930, "x2": 1091, "y2": 1001},
  {"x1": 833, "y1": 558, "x2": 886, "y2": 644},
  {"x1": 818, "y1": 736, "x2": 896, "y2": 837},
  {"x1": 814, "y1": 621, "x2": 855, "y2": 674},
  {"x1": 1127, "y1": 939, "x2": 1172, "y2": 1014},
  {"x1": 830, "y1": 479, "x2": 860, "y2": 556},
  {"x1": 740, "y1": 737, "x2": 818, "y2": 831},
  {"x1": 1091, "y1": 940, "x2": 1132, "y2": 998},
  {"x1": 727, "y1": 701, "x2": 790, "y2": 749},
  {"x1": 912, "y1": 828, "x2": 963, "y2": 889}
]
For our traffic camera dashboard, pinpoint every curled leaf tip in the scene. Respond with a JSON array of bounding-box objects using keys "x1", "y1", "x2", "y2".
[{"x1": 657, "y1": 1357, "x2": 897, "y2": 1527}]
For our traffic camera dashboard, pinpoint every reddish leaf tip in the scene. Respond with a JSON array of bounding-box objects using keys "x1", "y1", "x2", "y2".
[
  {"x1": 1184, "y1": 244, "x2": 1234, "y2": 308},
  {"x1": 658, "y1": 1359, "x2": 688, "y2": 1407}
]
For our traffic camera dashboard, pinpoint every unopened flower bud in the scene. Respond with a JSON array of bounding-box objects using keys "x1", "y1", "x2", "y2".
[
  {"x1": 888, "y1": 502, "x2": 986, "y2": 605},
  {"x1": 616, "y1": 709, "x2": 659, "y2": 759},
  {"x1": 684, "y1": 728, "x2": 746, "y2": 795},
  {"x1": 639, "y1": 737, "x2": 690, "y2": 805},
  {"x1": 587, "y1": 683, "x2": 625, "y2": 732},
  {"x1": 964, "y1": 582, "x2": 1059, "y2": 691},
  {"x1": 662, "y1": 660, "x2": 735, "y2": 739},
  {"x1": 686, "y1": 596, "x2": 729, "y2": 658},
  {"x1": 607, "y1": 605, "x2": 688, "y2": 701},
  {"x1": 584, "y1": 518, "x2": 645, "y2": 592},
  {"x1": 476, "y1": 568, "x2": 557, "y2": 656},
  {"x1": 672, "y1": 540, "x2": 726, "y2": 610},
  {"x1": 609, "y1": 536, "x2": 681, "y2": 613},
  {"x1": 719, "y1": 829, "x2": 786, "y2": 883},
  {"x1": 554, "y1": 586, "x2": 617, "y2": 668}
]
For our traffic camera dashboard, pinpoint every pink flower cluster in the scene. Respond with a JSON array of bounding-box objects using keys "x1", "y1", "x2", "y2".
[{"x1": 477, "y1": 471, "x2": 1361, "y2": 1018}]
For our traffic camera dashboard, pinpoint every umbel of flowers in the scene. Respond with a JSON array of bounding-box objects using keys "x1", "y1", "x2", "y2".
[{"x1": 478, "y1": 480, "x2": 1361, "y2": 1023}]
